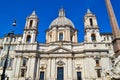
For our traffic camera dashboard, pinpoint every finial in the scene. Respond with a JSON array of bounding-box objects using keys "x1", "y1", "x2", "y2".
[
  {"x1": 87, "y1": 9, "x2": 91, "y2": 13},
  {"x1": 32, "y1": 11, "x2": 36, "y2": 15},
  {"x1": 29, "y1": 10, "x2": 38, "y2": 18},
  {"x1": 12, "y1": 20, "x2": 16, "y2": 26},
  {"x1": 59, "y1": 8, "x2": 65, "y2": 17}
]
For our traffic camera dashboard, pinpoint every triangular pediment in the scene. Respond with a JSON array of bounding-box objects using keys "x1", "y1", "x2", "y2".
[{"x1": 48, "y1": 46, "x2": 72, "y2": 53}]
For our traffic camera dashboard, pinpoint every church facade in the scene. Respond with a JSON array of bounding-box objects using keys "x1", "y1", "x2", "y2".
[{"x1": 0, "y1": 8, "x2": 114, "y2": 80}]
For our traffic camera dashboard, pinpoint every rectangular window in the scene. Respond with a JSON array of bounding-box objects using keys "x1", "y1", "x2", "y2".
[
  {"x1": 39, "y1": 72, "x2": 44, "y2": 80},
  {"x1": 97, "y1": 69, "x2": 101, "y2": 78},
  {"x1": 0, "y1": 59, "x2": 5, "y2": 67},
  {"x1": 57, "y1": 67, "x2": 64, "y2": 80},
  {"x1": 96, "y1": 59, "x2": 100, "y2": 66},
  {"x1": 7, "y1": 58, "x2": 13, "y2": 68},
  {"x1": 21, "y1": 69, "x2": 26, "y2": 77},
  {"x1": 77, "y1": 72, "x2": 82, "y2": 80},
  {"x1": 22, "y1": 58, "x2": 27, "y2": 67}
]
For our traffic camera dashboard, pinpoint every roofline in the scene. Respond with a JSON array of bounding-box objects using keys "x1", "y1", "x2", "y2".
[{"x1": 100, "y1": 32, "x2": 112, "y2": 35}]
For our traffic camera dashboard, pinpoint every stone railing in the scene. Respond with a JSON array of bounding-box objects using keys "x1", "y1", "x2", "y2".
[{"x1": 15, "y1": 43, "x2": 38, "y2": 51}]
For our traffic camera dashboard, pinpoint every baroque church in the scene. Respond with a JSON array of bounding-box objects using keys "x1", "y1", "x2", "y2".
[{"x1": 0, "y1": 0, "x2": 120, "y2": 80}]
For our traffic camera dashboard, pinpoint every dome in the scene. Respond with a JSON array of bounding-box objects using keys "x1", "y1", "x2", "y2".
[{"x1": 49, "y1": 8, "x2": 75, "y2": 28}]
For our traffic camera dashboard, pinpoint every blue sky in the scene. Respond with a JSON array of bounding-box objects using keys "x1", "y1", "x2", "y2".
[{"x1": 0, "y1": 0, "x2": 120, "y2": 43}]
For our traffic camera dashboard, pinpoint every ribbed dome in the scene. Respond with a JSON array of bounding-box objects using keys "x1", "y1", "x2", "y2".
[{"x1": 49, "y1": 8, "x2": 75, "y2": 28}]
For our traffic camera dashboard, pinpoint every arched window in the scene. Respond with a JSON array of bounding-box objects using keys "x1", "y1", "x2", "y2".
[
  {"x1": 26, "y1": 35, "x2": 31, "y2": 43},
  {"x1": 89, "y1": 18, "x2": 93, "y2": 26},
  {"x1": 91, "y1": 34, "x2": 96, "y2": 42},
  {"x1": 59, "y1": 33, "x2": 63, "y2": 41},
  {"x1": 29, "y1": 20, "x2": 33, "y2": 28}
]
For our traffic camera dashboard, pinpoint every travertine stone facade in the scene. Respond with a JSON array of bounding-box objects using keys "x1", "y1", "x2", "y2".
[{"x1": 0, "y1": 8, "x2": 115, "y2": 80}]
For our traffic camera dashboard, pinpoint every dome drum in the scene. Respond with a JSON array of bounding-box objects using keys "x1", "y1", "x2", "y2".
[{"x1": 49, "y1": 25, "x2": 75, "y2": 30}]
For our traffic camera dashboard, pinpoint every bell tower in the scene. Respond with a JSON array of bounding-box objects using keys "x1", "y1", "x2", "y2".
[
  {"x1": 22, "y1": 11, "x2": 39, "y2": 43},
  {"x1": 84, "y1": 9, "x2": 101, "y2": 42}
]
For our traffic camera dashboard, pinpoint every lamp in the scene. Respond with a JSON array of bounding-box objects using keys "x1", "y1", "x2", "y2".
[{"x1": 1, "y1": 20, "x2": 16, "y2": 80}]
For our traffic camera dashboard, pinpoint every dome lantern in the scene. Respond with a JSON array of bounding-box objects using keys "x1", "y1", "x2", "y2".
[
  {"x1": 49, "y1": 8, "x2": 75, "y2": 28},
  {"x1": 59, "y1": 8, "x2": 65, "y2": 17}
]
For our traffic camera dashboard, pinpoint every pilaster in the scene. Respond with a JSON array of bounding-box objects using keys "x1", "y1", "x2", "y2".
[
  {"x1": 46, "y1": 58, "x2": 51, "y2": 79},
  {"x1": 50, "y1": 58, "x2": 56, "y2": 80},
  {"x1": 14, "y1": 56, "x2": 21, "y2": 78},
  {"x1": 67, "y1": 58, "x2": 73, "y2": 79},
  {"x1": 29, "y1": 56, "x2": 36, "y2": 79},
  {"x1": 66, "y1": 28, "x2": 70, "y2": 41}
]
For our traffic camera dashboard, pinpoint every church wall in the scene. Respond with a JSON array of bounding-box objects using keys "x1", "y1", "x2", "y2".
[
  {"x1": 0, "y1": 8, "x2": 116, "y2": 80},
  {"x1": 14, "y1": 56, "x2": 21, "y2": 78},
  {"x1": 34, "y1": 55, "x2": 112, "y2": 80},
  {"x1": 101, "y1": 57, "x2": 111, "y2": 71}
]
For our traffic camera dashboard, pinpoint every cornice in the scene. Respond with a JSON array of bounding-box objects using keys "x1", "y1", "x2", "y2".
[
  {"x1": 15, "y1": 50, "x2": 38, "y2": 53},
  {"x1": 84, "y1": 49, "x2": 109, "y2": 52}
]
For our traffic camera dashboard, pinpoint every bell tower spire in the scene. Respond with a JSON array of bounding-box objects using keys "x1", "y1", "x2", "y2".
[{"x1": 105, "y1": 0, "x2": 120, "y2": 57}]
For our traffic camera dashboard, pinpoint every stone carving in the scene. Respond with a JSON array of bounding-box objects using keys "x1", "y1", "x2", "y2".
[
  {"x1": 40, "y1": 64, "x2": 46, "y2": 70},
  {"x1": 56, "y1": 60, "x2": 65, "y2": 66},
  {"x1": 104, "y1": 56, "x2": 120, "y2": 79}
]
